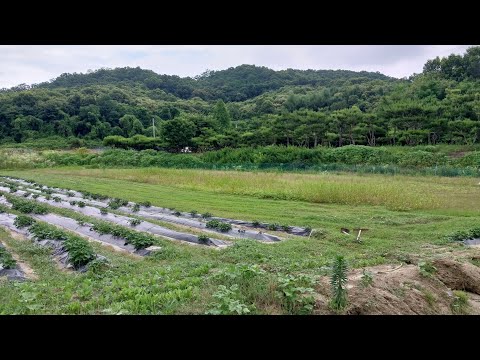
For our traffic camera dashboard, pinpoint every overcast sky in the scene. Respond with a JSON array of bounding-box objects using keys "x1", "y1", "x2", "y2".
[{"x1": 0, "y1": 45, "x2": 473, "y2": 89}]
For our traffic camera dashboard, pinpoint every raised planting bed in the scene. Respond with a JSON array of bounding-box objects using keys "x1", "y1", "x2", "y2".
[
  {"x1": 0, "y1": 212, "x2": 104, "y2": 272},
  {"x1": 0, "y1": 191, "x2": 231, "y2": 248},
  {"x1": 1, "y1": 176, "x2": 302, "y2": 238}
]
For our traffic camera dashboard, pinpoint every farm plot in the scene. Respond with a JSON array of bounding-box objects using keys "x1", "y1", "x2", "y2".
[
  {"x1": 1, "y1": 176, "x2": 299, "y2": 239},
  {"x1": 0, "y1": 211, "x2": 102, "y2": 272}
]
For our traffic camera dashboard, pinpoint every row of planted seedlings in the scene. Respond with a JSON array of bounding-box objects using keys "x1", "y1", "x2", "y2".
[
  {"x1": 0, "y1": 190, "x2": 224, "y2": 251},
  {"x1": 0, "y1": 201, "x2": 102, "y2": 272},
  {"x1": 0, "y1": 178, "x2": 278, "y2": 243},
  {"x1": 1, "y1": 176, "x2": 309, "y2": 237}
]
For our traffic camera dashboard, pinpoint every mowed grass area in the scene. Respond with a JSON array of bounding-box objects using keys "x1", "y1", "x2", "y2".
[{"x1": 1, "y1": 167, "x2": 479, "y2": 314}]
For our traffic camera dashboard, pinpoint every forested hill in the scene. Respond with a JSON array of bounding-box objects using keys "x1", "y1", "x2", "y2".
[
  {"x1": 1, "y1": 46, "x2": 479, "y2": 150},
  {"x1": 11, "y1": 65, "x2": 395, "y2": 102}
]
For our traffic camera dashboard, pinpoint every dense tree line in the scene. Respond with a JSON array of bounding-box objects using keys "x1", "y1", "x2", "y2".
[{"x1": 0, "y1": 47, "x2": 479, "y2": 151}]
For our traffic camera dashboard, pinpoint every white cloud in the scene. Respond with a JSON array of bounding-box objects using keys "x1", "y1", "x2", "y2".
[{"x1": 0, "y1": 45, "x2": 474, "y2": 88}]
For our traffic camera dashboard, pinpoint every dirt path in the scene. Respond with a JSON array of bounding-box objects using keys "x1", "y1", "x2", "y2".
[{"x1": 1, "y1": 230, "x2": 38, "y2": 280}]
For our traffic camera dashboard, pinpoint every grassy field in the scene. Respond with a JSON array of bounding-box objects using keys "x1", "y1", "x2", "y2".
[{"x1": 1, "y1": 167, "x2": 479, "y2": 314}]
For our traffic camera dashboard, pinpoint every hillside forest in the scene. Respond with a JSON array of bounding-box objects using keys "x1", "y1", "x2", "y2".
[{"x1": 0, "y1": 46, "x2": 479, "y2": 152}]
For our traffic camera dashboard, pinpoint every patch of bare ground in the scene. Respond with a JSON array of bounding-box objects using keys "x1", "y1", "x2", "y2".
[
  {"x1": 2, "y1": 230, "x2": 38, "y2": 279},
  {"x1": 314, "y1": 249, "x2": 480, "y2": 315},
  {"x1": 449, "y1": 151, "x2": 468, "y2": 159}
]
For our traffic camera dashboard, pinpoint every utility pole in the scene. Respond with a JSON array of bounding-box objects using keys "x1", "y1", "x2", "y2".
[{"x1": 152, "y1": 118, "x2": 155, "y2": 138}]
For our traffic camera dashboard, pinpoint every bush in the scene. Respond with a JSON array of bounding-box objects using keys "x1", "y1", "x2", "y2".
[
  {"x1": 0, "y1": 247, "x2": 16, "y2": 269},
  {"x1": 29, "y1": 222, "x2": 69, "y2": 241},
  {"x1": 198, "y1": 234, "x2": 209, "y2": 244},
  {"x1": 451, "y1": 290, "x2": 469, "y2": 314},
  {"x1": 77, "y1": 201, "x2": 86, "y2": 208},
  {"x1": 100, "y1": 207, "x2": 108, "y2": 215},
  {"x1": 132, "y1": 204, "x2": 140, "y2": 212},
  {"x1": 276, "y1": 274, "x2": 316, "y2": 315},
  {"x1": 267, "y1": 223, "x2": 280, "y2": 231},
  {"x1": 7, "y1": 195, "x2": 49, "y2": 214},
  {"x1": 418, "y1": 261, "x2": 437, "y2": 277},
  {"x1": 108, "y1": 198, "x2": 128, "y2": 209},
  {"x1": 13, "y1": 215, "x2": 35, "y2": 228},
  {"x1": 360, "y1": 269, "x2": 373, "y2": 287},
  {"x1": 129, "y1": 218, "x2": 142, "y2": 227},
  {"x1": 202, "y1": 212, "x2": 213, "y2": 219},
  {"x1": 206, "y1": 219, "x2": 232, "y2": 232},
  {"x1": 64, "y1": 236, "x2": 96, "y2": 268}
]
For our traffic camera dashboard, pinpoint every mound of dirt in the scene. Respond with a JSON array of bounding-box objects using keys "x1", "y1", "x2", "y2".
[
  {"x1": 314, "y1": 255, "x2": 480, "y2": 315},
  {"x1": 433, "y1": 258, "x2": 480, "y2": 295}
]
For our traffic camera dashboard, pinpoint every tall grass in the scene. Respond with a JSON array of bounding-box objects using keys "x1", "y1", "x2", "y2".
[{"x1": 7, "y1": 167, "x2": 478, "y2": 211}]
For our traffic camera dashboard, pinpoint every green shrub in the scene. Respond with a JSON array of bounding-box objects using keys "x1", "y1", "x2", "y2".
[
  {"x1": 198, "y1": 234, "x2": 209, "y2": 244},
  {"x1": 29, "y1": 222, "x2": 69, "y2": 241},
  {"x1": 64, "y1": 236, "x2": 96, "y2": 268},
  {"x1": 108, "y1": 198, "x2": 128, "y2": 209},
  {"x1": 201, "y1": 212, "x2": 213, "y2": 219},
  {"x1": 206, "y1": 219, "x2": 232, "y2": 232},
  {"x1": 69, "y1": 200, "x2": 77, "y2": 206},
  {"x1": 267, "y1": 223, "x2": 280, "y2": 231},
  {"x1": 276, "y1": 274, "x2": 316, "y2": 315},
  {"x1": 13, "y1": 215, "x2": 35, "y2": 228},
  {"x1": 418, "y1": 261, "x2": 437, "y2": 277},
  {"x1": 451, "y1": 290, "x2": 469, "y2": 314},
  {"x1": 360, "y1": 269, "x2": 373, "y2": 287},
  {"x1": 129, "y1": 218, "x2": 142, "y2": 227},
  {"x1": 100, "y1": 207, "x2": 108, "y2": 215},
  {"x1": 132, "y1": 204, "x2": 140, "y2": 212},
  {"x1": 77, "y1": 201, "x2": 86, "y2": 208},
  {"x1": 190, "y1": 210, "x2": 198, "y2": 217},
  {"x1": 0, "y1": 247, "x2": 16, "y2": 269},
  {"x1": 7, "y1": 195, "x2": 48, "y2": 214},
  {"x1": 139, "y1": 201, "x2": 151, "y2": 207},
  {"x1": 53, "y1": 196, "x2": 62, "y2": 202}
]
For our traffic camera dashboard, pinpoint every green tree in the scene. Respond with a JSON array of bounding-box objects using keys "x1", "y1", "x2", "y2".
[
  {"x1": 161, "y1": 116, "x2": 196, "y2": 152},
  {"x1": 212, "y1": 100, "x2": 231, "y2": 130}
]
